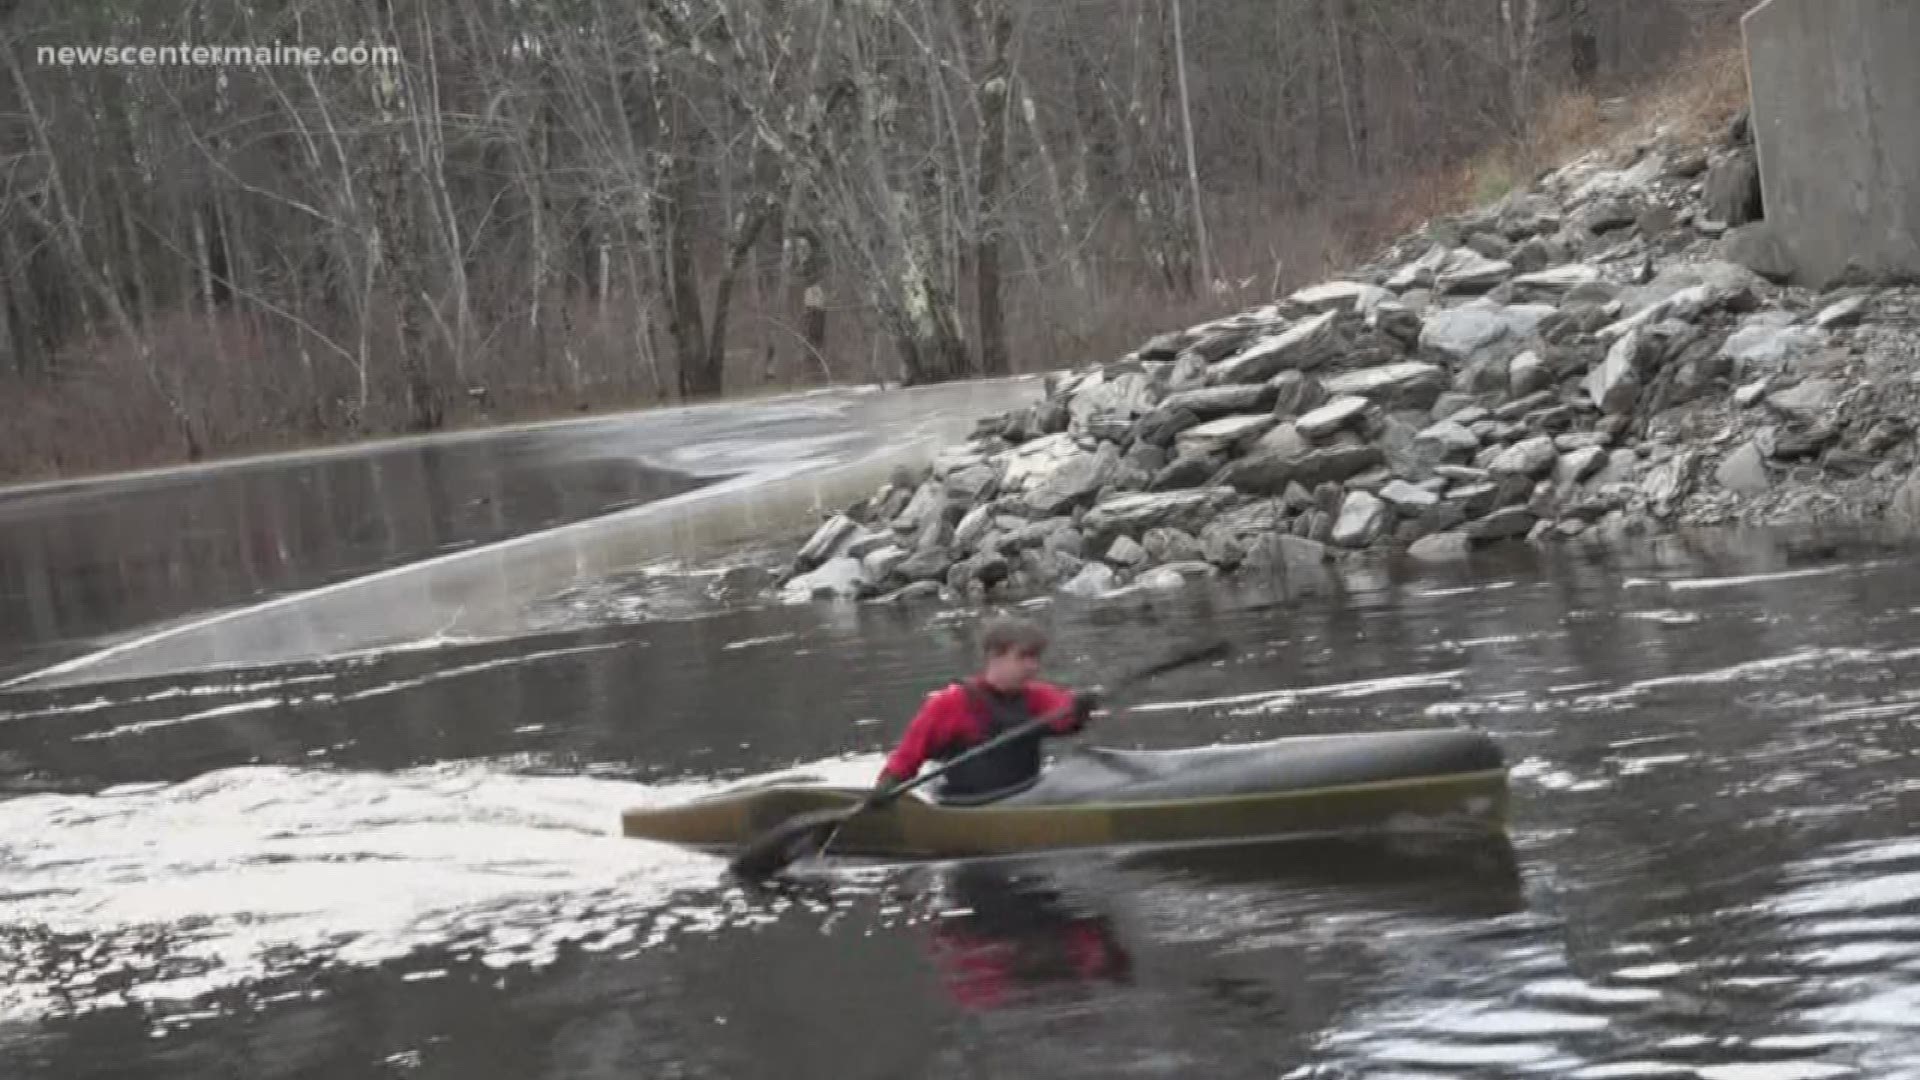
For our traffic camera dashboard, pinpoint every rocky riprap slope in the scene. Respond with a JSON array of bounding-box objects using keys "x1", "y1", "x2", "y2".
[{"x1": 776, "y1": 122, "x2": 1920, "y2": 605}]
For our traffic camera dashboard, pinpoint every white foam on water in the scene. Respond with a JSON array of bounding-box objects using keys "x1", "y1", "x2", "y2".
[
  {"x1": 1664, "y1": 563, "x2": 1889, "y2": 592},
  {"x1": 0, "y1": 759, "x2": 774, "y2": 1025}
]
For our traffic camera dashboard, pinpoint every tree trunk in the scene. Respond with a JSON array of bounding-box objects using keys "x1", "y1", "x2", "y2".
[{"x1": 971, "y1": 0, "x2": 1014, "y2": 376}]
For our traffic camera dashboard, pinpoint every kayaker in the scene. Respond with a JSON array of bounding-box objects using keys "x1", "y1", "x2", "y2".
[{"x1": 874, "y1": 615, "x2": 1101, "y2": 804}]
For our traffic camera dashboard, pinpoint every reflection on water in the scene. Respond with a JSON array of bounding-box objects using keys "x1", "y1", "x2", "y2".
[{"x1": 7, "y1": 529, "x2": 1920, "y2": 1075}]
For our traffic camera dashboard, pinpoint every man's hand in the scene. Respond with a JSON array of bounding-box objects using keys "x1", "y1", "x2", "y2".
[
  {"x1": 1073, "y1": 688, "x2": 1103, "y2": 720},
  {"x1": 870, "y1": 772, "x2": 904, "y2": 802}
]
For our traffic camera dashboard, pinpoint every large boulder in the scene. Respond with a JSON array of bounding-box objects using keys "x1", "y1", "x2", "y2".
[
  {"x1": 1319, "y1": 362, "x2": 1448, "y2": 411},
  {"x1": 1175, "y1": 414, "x2": 1277, "y2": 458},
  {"x1": 1082, "y1": 488, "x2": 1228, "y2": 543},
  {"x1": 1331, "y1": 491, "x2": 1394, "y2": 547},
  {"x1": 1023, "y1": 443, "x2": 1123, "y2": 515},
  {"x1": 1160, "y1": 383, "x2": 1278, "y2": 419},
  {"x1": 1209, "y1": 312, "x2": 1342, "y2": 383},
  {"x1": 1704, "y1": 150, "x2": 1763, "y2": 227}
]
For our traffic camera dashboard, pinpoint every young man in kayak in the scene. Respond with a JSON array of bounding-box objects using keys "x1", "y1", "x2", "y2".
[{"x1": 874, "y1": 615, "x2": 1101, "y2": 805}]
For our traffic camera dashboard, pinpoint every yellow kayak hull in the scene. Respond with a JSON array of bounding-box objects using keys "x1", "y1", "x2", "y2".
[{"x1": 622, "y1": 729, "x2": 1509, "y2": 861}]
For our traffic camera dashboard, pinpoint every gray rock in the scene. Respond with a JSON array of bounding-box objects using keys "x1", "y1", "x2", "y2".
[
  {"x1": 1135, "y1": 406, "x2": 1203, "y2": 448},
  {"x1": 1041, "y1": 526, "x2": 1086, "y2": 559},
  {"x1": 1409, "y1": 532, "x2": 1473, "y2": 562},
  {"x1": 1256, "y1": 421, "x2": 1311, "y2": 460},
  {"x1": 944, "y1": 462, "x2": 1002, "y2": 501},
  {"x1": 1379, "y1": 480, "x2": 1441, "y2": 514},
  {"x1": 1137, "y1": 331, "x2": 1188, "y2": 360},
  {"x1": 1060, "y1": 562, "x2": 1120, "y2": 598},
  {"x1": 1141, "y1": 527, "x2": 1205, "y2": 564},
  {"x1": 1289, "y1": 280, "x2": 1393, "y2": 314},
  {"x1": 1106, "y1": 535, "x2": 1148, "y2": 566},
  {"x1": 1161, "y1": 383, "x2": 1278, "y2": 419},
  {"x1": 1490, "y1": 436, "x2": 1560, "y2": 478},
  {"x1": 1509, "y1": 351, "x2": 1553, "y2": 399},
  {"x1": 1167, "y1": 351, "x2": 1209, "y2": 391},
  {"x1": 1269, "y1": 370, "x2": 1330, "y2": 419},
  {"x1": 1554, "y1": 446, "x2": 1607, "y2": 486},
  {"x1": 996, "y1": 433, "x2": 1081, "y2": 494},
  {"x1": 1429, "y1": 392, "x2": 1478, "y2": 421},
  {"x1": 1435, "y1": 249, "x2": 1515, "y2": 294},
  {"x1": 1734, "y1": 377, "x2": 1772, "y2": 407},
  {"x1": 1419, "y1": 303, "x2": 1553, "y2": 362},
  {"x1": 1496, "y1": 193, "x2": 1563, "y2": 240},
  {"x1": 1211, "y1": 311, "x2": 1342, "y2": 383},
  {"x1": 1413, "y1": 418, "x2": 1482, "y2": 461},
  {"x1": 1467, "y1": 231, "x2": 1514, "y2": 261},
  {"x1": 1130, "y1": 566, "x2": 1191, "y2": 592},
  {"x1": 872, "y1": 580, "x2": 945, "y2": 604},
  {"x1": 1612, "y1": 260, "x2": 1765, "y2": 323},
  {"x1": 1889, "y1": 470, "x2": 1920, "y2": 534},
  {"x1": 1024, "y1": 443, "x2": 1122, "y2": 515},
  {"x1": 1718, "y1": 222, "x2": 1797, "y2": 284},
  {"x1": 1435, "y1": 464, "x2": 1491, "y2": 483},
  {"x1": 1512, "y1": 265, "x2": 1603, "y2": 298},
  {"x1": 1814, "y1": 296, "x2": 1870, "y2": 330},
  {"x1": 1243, "y1": 534, "x2": 1332, "y2": 577},
  {"x1": 1467, "y1": 506, "x2": 1538, "y2": 541},
  {"x1": 1704, "y1": 151, "x2": 1763, "y2": 227},
  {"x1": 1715, "y1": 441, "x2": 1770, "y2": 495},
  {"x1": 895, "y1": 548, "x2": 954, "y2": 582},
  {"x1": 1083, "y1": 489, "x2": 1225, "y2": 541},
  {"x1": 1765, "y1": 377, "x2": 1847, "y2": 423},
  {"x1": 952, "y1": 504, "x2": 996, "y2": 551},
  {"x1": 782, "y1": 556, "x2": 869, "y2": 601},
  {"x1": 1175, "y1": 414, "x2": 1277, "y2": 457},
  {"x1": 1447, "y1": 481, "x2": 1502, "y2": 517},
  {"x1": 1126, "y1": 442, "x2": 1169, "y2": 475},
  {"x1": 1721, "y1": 323, "x2": 1827, "y2": 373},
  {"x1": 1294, "y1": 444, "x2": 1387, "y2": 489},
  {"x1": 862, "y1": 545, "x2": 908, "y2": 581},
  {"x1": 1332, "y1": 491, "x2": 1394, "y2": 547},
  {"x1": 1296, "y1": 396, "x2": 1371, "y2": 440},
  {"x1": 1585, "y1": 326, "x2": 1651, "y2": 415},
  {"x1": 1388, "y1": 244, "x2": 1454, "y2": 290},
  {"x1": 794, "y1": 514, "x2": 865, "y2": 570},
  {"x1": 1495, "y1": 389, "x2": 1556, "y2": 423},
  {"x1": 1581, "y1": 197, "x2": 1641, "y2": 234},
  {"x1": 1149, "y1": 452, "x2": 1221, "y2": 492},
  {"x1": 1068, "y1": 371, "x2": 1158, "y2": 427},
  {"x1": 1368, "y1": 301, "x2": 1424, "y2": 347},
  {"x1": 1319, "y1": 361, "x2": 1447, "y2": 410},
  {"x1": 1554, "y1": 431, "x2": 1609, "y2": 452},
  {"x1": 1419, "y1": 307, "x2": 1510, "y2": 361}
]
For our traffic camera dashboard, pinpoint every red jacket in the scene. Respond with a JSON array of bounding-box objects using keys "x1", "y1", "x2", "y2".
[{"x1": 881, "y1": 679, "x2": 1083, "y2": 784}]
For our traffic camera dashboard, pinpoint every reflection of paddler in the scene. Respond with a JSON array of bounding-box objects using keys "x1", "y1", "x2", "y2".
[{"x1": 919, "y1": 865, "x2": 1132, "y2": 1011}]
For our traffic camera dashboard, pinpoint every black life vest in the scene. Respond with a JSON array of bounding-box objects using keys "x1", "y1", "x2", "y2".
[{"x1": 932, "y1": 680, "x2": 1046, "y2": 804}]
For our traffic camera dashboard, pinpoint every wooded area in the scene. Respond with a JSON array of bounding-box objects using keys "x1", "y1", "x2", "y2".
[{"x1": 0, "y1": 0, "x2": 1747, "y2": 477}]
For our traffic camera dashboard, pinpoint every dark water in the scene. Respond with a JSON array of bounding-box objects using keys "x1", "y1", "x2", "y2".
[
  {"x1": 0, "y1": 423, "x2": 712, "y2": 682},
  {"x1": 7, "y1": 525, "x2": 1920, "y2": 1077}
]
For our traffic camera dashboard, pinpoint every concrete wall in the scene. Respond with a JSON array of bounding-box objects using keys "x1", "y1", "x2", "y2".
[{"x1": 1742, "y1": 0, "x2": 1920, "y2": 288}]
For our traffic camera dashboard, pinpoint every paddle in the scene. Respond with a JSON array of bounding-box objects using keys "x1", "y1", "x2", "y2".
[{"x1": 726, "y1": 637, "x2": 1232, "y2": 881}]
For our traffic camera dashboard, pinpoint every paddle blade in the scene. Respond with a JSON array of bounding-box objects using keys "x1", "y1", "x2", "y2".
[{"x1": 726, "y1": 806, "x2": 856, "y2": 881}]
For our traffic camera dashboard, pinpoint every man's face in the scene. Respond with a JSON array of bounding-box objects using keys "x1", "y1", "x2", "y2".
[{"x1": 983, "y1": 647, "x2": 1042, "y2": 689}]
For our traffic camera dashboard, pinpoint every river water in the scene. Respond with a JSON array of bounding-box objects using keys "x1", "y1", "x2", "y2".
[{"x1": 6, "y1": 410, "x2": 1920, "y2": 1077}]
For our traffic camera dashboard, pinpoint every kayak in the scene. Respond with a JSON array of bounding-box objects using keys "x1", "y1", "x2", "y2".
[{"x1": 620, "y1": 727, "x2": 1509, "y2": 860}]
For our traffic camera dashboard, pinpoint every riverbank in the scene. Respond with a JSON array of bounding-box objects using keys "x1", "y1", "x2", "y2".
[{"x1": 773, "y1": 112, "x2": 1920, "y2": 606}]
